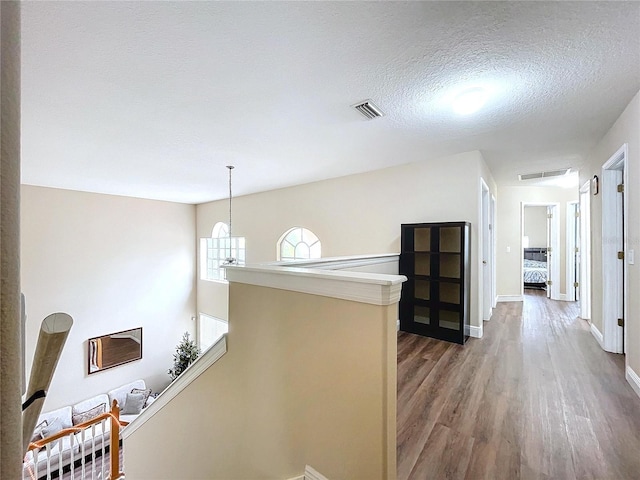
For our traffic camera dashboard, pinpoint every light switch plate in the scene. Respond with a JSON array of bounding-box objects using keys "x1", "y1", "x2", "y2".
[{"x1": 628, "y1": 249, "x2": 635, "y2": 265}]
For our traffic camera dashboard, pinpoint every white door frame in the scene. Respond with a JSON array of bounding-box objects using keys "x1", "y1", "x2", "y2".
[
  {"x1": 480, "y1": 179, "x2": 493, "y2": 321},
  {"x1": 521, "y1": 202, "x2": 560, "y2": 300},
  {"x1": 601, "y1": 143, "x2": 628, "y2": 354},
  {"x1": 565, "y1": 202, "x2": 579, "y2": 302},
  {"x1": 579, "y1": 181, "x2": 591, "y2": 320}
]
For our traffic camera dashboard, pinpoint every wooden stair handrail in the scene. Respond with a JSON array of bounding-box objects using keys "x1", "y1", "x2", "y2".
[
  {"x1": 110, "y1": 400, "x2": 121, "y2": 479},
  {"x1": 25, "y1": 400, "x2": 127, "y2": 480}
]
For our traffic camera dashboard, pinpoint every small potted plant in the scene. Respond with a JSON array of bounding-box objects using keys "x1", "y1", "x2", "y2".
[{"x1": 168, "y1": 332, "x2": 201, "y2": 380}]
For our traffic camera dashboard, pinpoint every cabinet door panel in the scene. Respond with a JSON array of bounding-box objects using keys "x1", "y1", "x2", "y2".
[
  {"x1": 415, "y1": 280, "x2": 430, "y2": 301},
  {"x1": 439, "y1": 282, "x2": 460, "y2": 305},
  {"x1": 415, "y1": 253, "x2": 431, "y2": 276},
  {"x1": 439, "y1": 310, "x2": 461, "y2": 330},
  {"x1": 414, "y1": 306, "x2": 431, "y2": 325},
  {"x1": 440, "y1": 254, "x2": 461, "y2": 279},
  {"x1": 414, "y1": 228, "x2": 431, "y2": 251}
]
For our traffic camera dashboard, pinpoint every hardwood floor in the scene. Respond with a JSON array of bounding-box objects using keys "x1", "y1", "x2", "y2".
[{"x1": 397, "y1": 291, "x2": 640, "y2": 479}]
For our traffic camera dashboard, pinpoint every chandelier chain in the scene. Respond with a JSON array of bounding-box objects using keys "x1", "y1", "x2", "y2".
[{"x1": 227, "y1": 165, "x2": 234, "y2": 238}]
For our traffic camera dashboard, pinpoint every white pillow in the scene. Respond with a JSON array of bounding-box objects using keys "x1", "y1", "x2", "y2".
[
  {"x1": 31, "y1": 419, "x2": 48, "y2": 442},
  {"x1": 41, "y1": 417, "x2": 63, "y2": 439},
  {"x1": 72, "y1": 403, "x2": 106, "y2": 426},
  {"x1": 122, "y1": 392, "x2": 146, "y2": 415},
  {"x1": 130, "y1": 388, "x2": 152, "y2": 407}
]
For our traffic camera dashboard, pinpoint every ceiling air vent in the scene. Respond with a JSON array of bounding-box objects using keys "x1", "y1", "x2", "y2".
[
  {"x1": 518, "y1": 168, "x2": 571, "y2": 181},
  {"x1": 519, "y1": 172, "x2": 544, "y2": 181},
  {"x1": 352, "y1": 100, "x2": 384, "y2": 120}
]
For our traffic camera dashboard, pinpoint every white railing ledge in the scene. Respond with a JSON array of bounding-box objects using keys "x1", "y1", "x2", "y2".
[
  {"x1": 305, "y1": 465, "x2": 330, "y2": 480},
  {"x1": 225, "y1": 264, "x2": 406, "y2": 306},
  {"x1": 267, "y1": 253, "x2": 399, "y2": 269},
  {"x1": 227, "y1": 264, "x2": 405, "y2": 285},
  {"x1": 122, "y1": 334, "x2": 227, "y2": 439}
]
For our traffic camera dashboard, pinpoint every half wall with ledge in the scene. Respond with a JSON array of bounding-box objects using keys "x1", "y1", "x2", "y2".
[{"x1": 123, "y1": 260, "x2": 406, "y2": 480}]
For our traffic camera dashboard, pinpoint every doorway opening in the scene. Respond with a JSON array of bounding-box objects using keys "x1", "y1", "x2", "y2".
[
  {"x1": 521, "y1": 203, "x2": 560, "y2": 299},
  {"x1": 601, "y1": 144, "x2": 628, "y2": 355}
]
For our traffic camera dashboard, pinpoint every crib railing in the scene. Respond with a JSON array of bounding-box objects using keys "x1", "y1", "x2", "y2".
[{"x1": 23, "y1": 400, "x2": 127, "y2": 480}]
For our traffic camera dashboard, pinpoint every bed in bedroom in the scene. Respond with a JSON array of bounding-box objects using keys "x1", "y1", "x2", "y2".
[{"x1": 523, "y1": 247, "x2": 548, "y2": 289}]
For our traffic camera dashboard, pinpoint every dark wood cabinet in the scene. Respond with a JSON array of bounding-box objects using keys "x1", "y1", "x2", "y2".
[{"x1": 399, "y1": 222, "x2": 471, "y2": 344}]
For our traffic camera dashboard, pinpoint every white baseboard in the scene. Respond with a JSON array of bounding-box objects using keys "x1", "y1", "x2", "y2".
[
  {"x1": 469, "y1": 325, "x2": 483, "y2": 338},
  {"x1": 556, "y1": 293, "x2": 576, "y2": 302},
  {"x1": 590, "y1": 323, "x2": 604, "y2": 348},
  {"x1": 496, "y1": 295, "x2": 523, "y2": 302},
  {"x1": 626, "y1": 366, "x2": 640, "y2": 399}
]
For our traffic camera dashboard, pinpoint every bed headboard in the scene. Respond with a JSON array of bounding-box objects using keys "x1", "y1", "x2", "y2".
[{"x1": 524, "y1": 247, "x2": 547, "y2": 262}]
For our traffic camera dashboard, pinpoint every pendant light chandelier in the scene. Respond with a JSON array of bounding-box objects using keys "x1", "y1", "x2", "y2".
[{"x1": 221, "y1": 165, "x2": 245, "y2": 267}]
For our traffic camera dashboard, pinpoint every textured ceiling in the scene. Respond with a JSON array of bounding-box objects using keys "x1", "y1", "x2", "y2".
[{"x1": 21, "y1": 1, "x2": 640, "y2": 203}]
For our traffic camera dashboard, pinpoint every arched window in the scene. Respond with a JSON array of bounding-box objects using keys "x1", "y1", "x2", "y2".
[
  {"x1": 277, "y1": 227, "x2": 321, "y2": 261},
  {"x1": 212, "y1": 221, "x2": 228, "y2": 239},
  {"x1": 200, "y1": 222, "x2": 245, "y2": 281}
]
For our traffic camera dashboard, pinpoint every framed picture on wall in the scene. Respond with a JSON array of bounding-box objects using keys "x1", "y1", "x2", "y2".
[{"x1": 88, "y1": 327, "x2": 142, "y2": 374}]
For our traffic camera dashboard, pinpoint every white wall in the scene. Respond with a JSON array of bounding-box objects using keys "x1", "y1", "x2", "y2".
[
  {"x1": 21, "y1": 186, "x2": 197, "y2": 410},
  {"x1": 580, "y1": 89, "x2": 640, "y2": 381},
  {"x1": 196, "y1": 150, "x2": 497, "y2": 331},
  {"x1": 496, "y1": 185, "x2": 578, "y2": 298},
  {"x1": 524, "y1": 206, "x2": 548, "y2": 248}
]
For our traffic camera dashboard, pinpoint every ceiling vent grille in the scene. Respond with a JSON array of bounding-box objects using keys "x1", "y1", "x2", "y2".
[
  {"x1": 352, "y1": 100, "x2": 384, "y2": 120},
  {"x1": 518, "y1": 168, "x2": 570, "y2": 181}
]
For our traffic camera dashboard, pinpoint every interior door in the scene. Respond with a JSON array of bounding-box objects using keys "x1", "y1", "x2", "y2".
[
  {"x1": 602, "y1": 160, "x2": 626, "y2": 353},
  {"x1": 579, "y1": 183, "x2": 591, "y2": 319},
  {"x1": 566, "y1": 202, "x2": 579, "y2": 302},
  {"x1": 574, "y1": 203, "x2": 580, "y2": 302},
  {"x1": 546, "y1": 206, "x2": 552, "y2": 299},
  {"x1": 481, "y1": 184, "x2": 491, "y2": 320},
  {"x1": 491, "y1": 195, "x2": 497, "y2": 308},
  {"x1": 619, "y1": 174, "x2": 625, "y2": 352}
]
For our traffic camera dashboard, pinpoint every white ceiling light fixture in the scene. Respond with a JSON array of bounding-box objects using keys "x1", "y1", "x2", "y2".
[{"x1": 452, "y1": 87, "x2": 489, "y2": 115}]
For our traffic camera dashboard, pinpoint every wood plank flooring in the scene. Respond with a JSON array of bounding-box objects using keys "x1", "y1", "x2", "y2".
[{"x1": 397, "y1": 291, "x2": 640, "y2": 479}]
